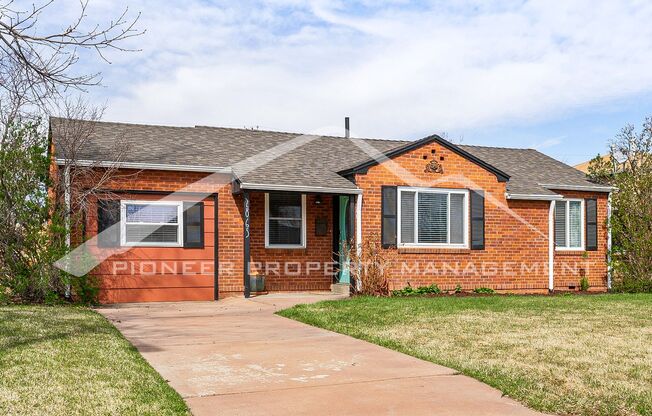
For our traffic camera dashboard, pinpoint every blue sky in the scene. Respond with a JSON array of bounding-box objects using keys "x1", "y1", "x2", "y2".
[{"x1": 45, "y1": 0, "x2": 652, "y2": 165}]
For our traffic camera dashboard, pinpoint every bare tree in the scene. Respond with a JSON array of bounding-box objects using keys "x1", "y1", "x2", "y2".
[
  {"x1": 50, "y1": 98, "x2": 134, "y2": 228},
  {"x1": 589, "y1": 117, "x2": 652, "y2": 293},
  {"x1": 0, "y1": 1, "x2": 141, "y2": 302},
  {"x1": 0, "y1": 1, "x2": 142, "y2": 108}
]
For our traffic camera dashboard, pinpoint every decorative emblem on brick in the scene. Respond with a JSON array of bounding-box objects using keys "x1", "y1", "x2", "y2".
[{"x1": 424, "y1": 158, "x2": 444, "y2": 174}]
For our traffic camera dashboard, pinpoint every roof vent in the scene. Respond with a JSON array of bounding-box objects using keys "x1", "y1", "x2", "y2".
[{"x1": 345, "y1": 117, "x2": 350, "y2": 138}]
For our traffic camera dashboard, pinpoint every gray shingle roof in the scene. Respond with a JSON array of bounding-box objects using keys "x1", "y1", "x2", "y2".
[
  {"x1": 458, "y1": 145, "x2": 602, "y2": 196},
  {"x1": 50, "y1": 117, "x2": 606, "y2": 196}
]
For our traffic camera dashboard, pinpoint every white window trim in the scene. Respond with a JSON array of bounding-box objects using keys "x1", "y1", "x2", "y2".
[
  {"x1": 264, "y1": 193, "x2": 307, "y2": 249},
  {"x1": 397, "y1": 187, "x2": 469, "y2": 249},
  {"x1": 555, "y1": 198, "x2": 585, "y2": 251},
  {"x1": 120, "y1": 200, "x2": 184, "y2": 247}
]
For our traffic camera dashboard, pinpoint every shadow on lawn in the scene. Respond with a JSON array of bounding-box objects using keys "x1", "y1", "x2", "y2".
[{"x1": 0, "y1": 307, "x2": 114, "y2": 352}]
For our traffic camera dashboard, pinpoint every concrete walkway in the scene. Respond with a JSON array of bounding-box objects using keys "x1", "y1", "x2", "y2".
[{"x1": 97, "y1": 294, "x2": 544, "y2": 416}]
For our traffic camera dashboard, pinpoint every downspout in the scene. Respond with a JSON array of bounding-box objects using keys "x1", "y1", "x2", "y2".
[
  {"x1": 355, "y1": 193, "x2": 362, "y2": 291},
  {"x1": 548, "y1": 200, "x2": 555, "y2": 292},
  {"x1": 63, "y1": 164, "x2": 71, "y2": 298},
  {"x1": 607, "y1": 192, "x2": 613, "y2": 289}
]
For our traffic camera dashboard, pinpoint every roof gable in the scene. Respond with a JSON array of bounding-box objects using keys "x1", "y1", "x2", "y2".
[{"x1": 337, "y1": 134, "x2": 510, "y2": 182}]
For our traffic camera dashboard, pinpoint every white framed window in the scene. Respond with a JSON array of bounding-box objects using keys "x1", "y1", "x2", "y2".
[
  {"x1": 120, "y1": 201, "x2": 183, "y2": 247},
  {"x1": 265, "y1": 192, "x2": 306, "y2": 249},
  {"x1": 397, "y1": 187, "x2": 469, "y2": 248},
  {"x1": 555, "y1": 199, "x2": 584, "y2": 250}
]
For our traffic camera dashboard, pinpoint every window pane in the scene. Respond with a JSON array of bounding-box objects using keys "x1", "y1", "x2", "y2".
[
  {"x1": 126, "y1": 224, "x2": 178, "y2": 243},
  {"x1": 269, "y1": 219, "x2": 302, "y2": 245},
  {"x1": 126, "y1": 204, "x2": 178, "y2": 223},
  {"x1": 569, "y1": 201, "x2": 582, "y2": 248},
  {"x1": 555, "y1": 201, "x2": 567, "y2": 247},
  {"x1": 400, "y1": 191, "x2": 415, "y2": 243},
  {"x1": 418, "y1": 192, "x2": 448, "y2": 244},
  {"x1": 450, "y1": 194, "x2": 465, "y2": 244},
  {"x1": 269, "y1": 193, "x2": 302, "y2": 218}
]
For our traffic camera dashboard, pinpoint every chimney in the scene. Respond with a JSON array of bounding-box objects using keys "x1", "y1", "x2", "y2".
[{"x1": 345, "y1": 117, "x2": 350, "y2": 138}]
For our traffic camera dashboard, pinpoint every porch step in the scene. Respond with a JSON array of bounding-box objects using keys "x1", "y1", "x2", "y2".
[{"x1": 330, "y1": 283, "x2": 351, "y2": 296}]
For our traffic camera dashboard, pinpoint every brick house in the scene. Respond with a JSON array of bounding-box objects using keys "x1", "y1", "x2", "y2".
[{"x1": 49, "y1": 118, "x2": 613, "y2": 303}]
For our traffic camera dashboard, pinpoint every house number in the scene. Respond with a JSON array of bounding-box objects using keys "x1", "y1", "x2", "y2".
[{"x1": 244, "y1": 197, "x2": 250, "y2": 239}]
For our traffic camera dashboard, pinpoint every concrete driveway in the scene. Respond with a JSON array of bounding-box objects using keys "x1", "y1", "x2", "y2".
[{"x1": 98, "y1": 294, "x2": 544, "y2": 416}]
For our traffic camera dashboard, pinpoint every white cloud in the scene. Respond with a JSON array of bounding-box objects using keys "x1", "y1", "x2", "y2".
[
  {"x1": 44, "y1": 0, "x2": 652, "y2": 140},
  {"x1": 531, "y1": 137, "x2": 563, "y2": 151}
]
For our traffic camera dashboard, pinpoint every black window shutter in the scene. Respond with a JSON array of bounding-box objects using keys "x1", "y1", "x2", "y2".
[
  {"x1": 470, "y1": 190, "x2": 485, "y2": 250},
  {"x1": 183, "y1": 201, "x2": 204, "y2": 248},
  {"x1": 381, "y1": 186, "x2": 397, "y2": 248},
  {"x1": 97, "y1": 200, "x2": 120, "y2": 248},
  {"x1": 585, "y1": 198, "x2": 598, "y2": 251}
]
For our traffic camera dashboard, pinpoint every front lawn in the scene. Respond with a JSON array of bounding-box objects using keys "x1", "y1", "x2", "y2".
[
  {"x1": 0, "y1": 306, "x2": 189, "y2": 415},
  {"x1": 278, "y1": 294, "x2": 652, "y2": 416}
]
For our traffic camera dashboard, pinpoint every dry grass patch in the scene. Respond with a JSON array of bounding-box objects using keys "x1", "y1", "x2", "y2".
[
  {"x1": 0, "y1": 306, "x2": 189, "y2": 415},
  {"x1": 278, "y1": 294, "x2": 652, "y2": 416}
]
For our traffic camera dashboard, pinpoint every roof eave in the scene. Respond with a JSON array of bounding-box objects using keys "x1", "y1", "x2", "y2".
[
  {"x1": 237, "y1": 181, "x2": 361, "y2": 195},
  {"x1": 506, "y1": 193, "x2": 564, "y2": 201},
  {"x1": 337, "y1": 134, "x2": 511, "y2": 182},
  {"x1": 54, "y1": 158, "x2": 231, "y2": 174},
  {"x1": 539, "y1": 183, "x2": 616, "y2": 193}
]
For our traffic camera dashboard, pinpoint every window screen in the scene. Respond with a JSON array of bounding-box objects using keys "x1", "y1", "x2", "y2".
[
  {"x1": 398, "y1": 189, "x2": 467, "y2": 247},
  {"x1": 267, "y1": 193, "x2": 304, "y2": 246},
  {"x1": 555, "y1": 200, "x2": 584, "y2": 249},
  {"x1": 400, "y1": 191, "x2": 415, "y2": 244},
  {"x1": 123, "y1": 203, "x2": 181, "y2": 245},
  {"x1": 417, "y1": 192, "x2": 448, "y2": 244}
]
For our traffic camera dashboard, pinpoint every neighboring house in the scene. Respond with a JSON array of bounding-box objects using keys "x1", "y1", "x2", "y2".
[
  {"x1": 49, "y1": 118, "x2": 613, "y2": 303},
  {"x1": 574, "y1": 155, "x2": 612, "y2": 174}
]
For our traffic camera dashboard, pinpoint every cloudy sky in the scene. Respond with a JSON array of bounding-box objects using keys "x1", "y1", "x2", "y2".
[{"x1": 44, "y1": 0, "x2": 652, "y2": 165}]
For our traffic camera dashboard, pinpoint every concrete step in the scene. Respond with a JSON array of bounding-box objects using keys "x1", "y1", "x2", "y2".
[{"x1": 330, "y1": 283, "x2": 351, "y2": 296}]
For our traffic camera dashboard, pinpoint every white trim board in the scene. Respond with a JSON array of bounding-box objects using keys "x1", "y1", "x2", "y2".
[{"x1": 241, "y1": 182, "x2": 362, "y2": 195}]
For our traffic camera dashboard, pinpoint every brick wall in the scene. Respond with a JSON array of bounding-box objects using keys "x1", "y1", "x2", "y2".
[
  {"x1": 75, "y1": 145, "x2": 609, "y2": 303},
  {"x1": 354, "y1": 142, "x2": 609, "y2": 293},
  {"x1": 248, "y1": 193, "x2": 334, "y2": 292},
  {"x1": 552, "y1": 190, "x2": 609, "y2": 291},
  {"x1": 84, "y1": 169, "x2": 225, "y2": 303},
  {"x1": 80, "y1": 168, "x2": 333, "y2": 302}
]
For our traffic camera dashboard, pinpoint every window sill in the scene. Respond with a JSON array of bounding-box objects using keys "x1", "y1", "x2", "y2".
[
  {"x1": 121, "y1": 244, "x2": 183, "y2": 248},
  {"x1": 555, "y1": 250, "x2": 587, "y2": 256},
  {"x1": 265, "y1": 246, "x2": 306, "y2": 250},
  {"x1": 398, "y1": 247, "x2": 471, "y2": 255}
]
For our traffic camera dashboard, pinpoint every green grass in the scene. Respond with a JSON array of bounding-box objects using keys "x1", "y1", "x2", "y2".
[
  {"x1": 0, "y1": 306, "x2": 189, "y2": 415},
  {"x1": 278, "y1": 294, "x2": 652, "y2": 416}
]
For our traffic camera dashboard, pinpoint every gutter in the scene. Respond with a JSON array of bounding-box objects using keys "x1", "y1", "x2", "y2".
[
  {"x1": 238, "y1": 182, "x2": 362, "y2": 195},
  {"x1": 54, "y1": 158, "x2": 231, "y2": 174},
  {"x1": 539, "y1": 183, "x2": 616, "y2": 193},
  {"x1": 506, "y1": 193, "x2": 563, "y2": 201}
]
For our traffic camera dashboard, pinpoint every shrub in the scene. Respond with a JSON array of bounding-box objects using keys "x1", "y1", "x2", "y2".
[
  {"x1": 0, "y1": 122, "x2": 71, "y2": 303},
  {"x1": 347, "y1": 234, "x2": 395, "y2": 296},
  {"x1": 454, "y1": 284, "x2": 463, "y2": 294},
  {"x1": 579, "y1": 276, "x2": 590, "y2": 292},
  {"x1": 392, "y1": 283, "x2": 442, "y2": 297},
  {"x1": 472, "y1": 287, "x2": 495, "y2": 294}
]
